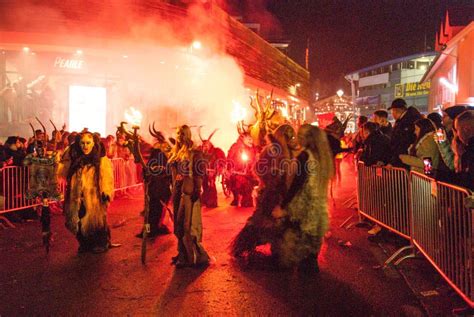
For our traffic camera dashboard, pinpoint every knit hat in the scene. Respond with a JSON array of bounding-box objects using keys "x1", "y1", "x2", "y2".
[
  {"x1": 388, "y1": 98, "x2": 407, "y2": 110},
  {"x1": 443, "y1": 105, "x2": 468, "y2": 120}
]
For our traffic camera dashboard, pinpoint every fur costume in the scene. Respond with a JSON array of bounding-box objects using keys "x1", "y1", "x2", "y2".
[
  {"x1": 58, "y1": 137, "x2": 114, "y2": 251},
  {"x1": 227, "y1": 137, "x2": 258, "y2": 207},
  {"x1": 200, "y1": 146, "x2": 226, "y2": 208},
  {"x1": 279, "y1": 150, "x2": 329, "y2": 268},
  {"x1": 169, "y1": 125, "x2": 210, "y2": 267},
  {"x1": 230, "y1": 139, "x2": 288, "y2": 257}
]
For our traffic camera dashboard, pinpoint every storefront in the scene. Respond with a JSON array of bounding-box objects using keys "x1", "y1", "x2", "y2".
[
  {"x1": 421, "y1": 22, "x2": 474, "y2": 112},
  {"x1": 0, "y1": 1, "x2": 309, "y2": 148}
]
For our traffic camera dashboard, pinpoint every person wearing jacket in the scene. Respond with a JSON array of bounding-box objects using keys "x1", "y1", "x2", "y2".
[
  {"x1": 399, "y1": 118, "x2": 446, "y2": 175},
  {"x1": 454, "y1": 110, "x2": 474, "y2": 191},
  {"x1": 360, "y1": 122, "x2": 391, "y2": 166},
  {"x1": 388, "y1": 98, "x2": 423, "y2": 166},
  {"x1": 373, "y1": 110, "x2": 393, "y2": 138}
]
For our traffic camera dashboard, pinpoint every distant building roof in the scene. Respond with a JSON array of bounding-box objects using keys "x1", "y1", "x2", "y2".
[{"x1": 345, "y1": 52, "x2": 437, "y2": 76}]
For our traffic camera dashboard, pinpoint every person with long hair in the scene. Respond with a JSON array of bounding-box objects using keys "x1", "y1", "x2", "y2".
[
  {"x1": 399, "y1": 118, "x2": 447, "y2": 175},
  {"x1": 274, "y1": 124, "x2": 334, "y2": 273},
  {"x1": 58, "y1": 131, "x2": 114, "y2": 253},
  {"x1": 168, "y1": 125, "x2": 210, "y2": 268}
]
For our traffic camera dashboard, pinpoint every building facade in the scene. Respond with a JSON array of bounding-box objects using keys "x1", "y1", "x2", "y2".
[
  {"x1": 0, "y1": 1, "x2": 309, "y2": 140},
  {"x1": 345, "y1": 52, "x2": 437, "y2": 117},
  {"x1": 421, "y1": 8, "x2": 474, "y2": 111}
]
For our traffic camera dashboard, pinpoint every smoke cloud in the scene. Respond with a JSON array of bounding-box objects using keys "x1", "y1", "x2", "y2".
[{"x1": 0, "y1": 0, "x2": 252, "y2": 151}]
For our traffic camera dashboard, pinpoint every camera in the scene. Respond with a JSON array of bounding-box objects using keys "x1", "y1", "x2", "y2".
[{"x1": 423, "y1": 157, "x2": 433, "y2": 176}]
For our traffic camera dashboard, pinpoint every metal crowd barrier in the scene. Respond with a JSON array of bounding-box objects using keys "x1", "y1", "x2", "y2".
[
  {"x1": 356, "y1": 162, "x2": 474, "y2": 308},
  {"x1": 0, "y1": 158, "x2": 143, "y2": 217},
  {"x1": 410, "y1": 171, "x2": 474, "y2": 307},
  {"x1": 357, "y1": 162, "x2": 411, "y2": 239}
]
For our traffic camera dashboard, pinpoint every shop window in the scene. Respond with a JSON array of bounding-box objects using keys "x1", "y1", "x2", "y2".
[
  {"x1": 407, "y1": 61, "x2": 415, "y2": 69},
  {"x1": 417, "y1": 61, "x2": 429, "y2": 70}
]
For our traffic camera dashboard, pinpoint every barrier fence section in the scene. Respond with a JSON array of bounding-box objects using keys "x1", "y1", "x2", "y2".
[
  {"x1": 0, "y1": 158, "x2": 142, "y2": 215},
  {"x1": 357, "y1": 162, "x2": 411, "y2": 239},
  {"x1": 410, "y1": 171, "x2": 474, "y2": 307}
]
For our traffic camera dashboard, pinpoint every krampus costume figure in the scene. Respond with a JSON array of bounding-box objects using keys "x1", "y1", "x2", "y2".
[
  {"x1": 141, "y1": 125, "x2": 173, "y2": 237},
  {"x1": 169, "y1": 125, "x2": 210, "y2": 268},
  {"x1": 227, "y1": 127, "x2": 258, "y2": 207},
  {"x1": 58, "y1": 132, "x2": 114, "y2": 253},
  {"x1": 231, "y1": 124, "x2": 297, "y2": 258},
  {"x1": 277, "y1": 125, "x2": 334, "y2": 272},
  {"x1": 198, "y1": 128, "x2": 226, "y2": 208}
]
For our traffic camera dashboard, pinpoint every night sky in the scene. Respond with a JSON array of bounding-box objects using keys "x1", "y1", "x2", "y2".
[{"x1": 221, "y1": 0, "x2": 473, "y2": 96}]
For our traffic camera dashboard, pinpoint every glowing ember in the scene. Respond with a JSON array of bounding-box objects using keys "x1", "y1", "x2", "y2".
[
  {"x1": 231, "y1": 100, "x2": 247, "y2": 123},
  {"x1": 280, "y1": 106, "x2": 289, "y2": 119},
  {"x1": 124, "y1": 107, "x2": 143, "y2": 127}
]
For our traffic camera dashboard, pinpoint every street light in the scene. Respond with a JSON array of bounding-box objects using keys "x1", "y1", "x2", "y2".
[{"x1": 192, "y1": 40, "x2": 202, "y2": 50}]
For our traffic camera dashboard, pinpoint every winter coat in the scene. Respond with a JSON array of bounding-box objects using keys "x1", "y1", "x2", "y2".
[
  {"x1": 457, "y1": 137, "x2": 474, "y2": 191},
  {"x1": 58, "y1": 149, "x2": 114, "y2": 236},
  {"x1": 399, "y1": 132, "x2": 443, "y2": 174},
  {"x1": 379, "y1": 124, "x2": 393, "y2": 138},
  {"x1": 360, "y1": 130, "x2": 391, "y2": 166},
  {"x1": 390, "y1": 107, "x2": 423, "y2": 166}
]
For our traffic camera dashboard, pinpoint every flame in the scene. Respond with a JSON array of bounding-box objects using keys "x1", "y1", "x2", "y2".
[
  {"x1": 124, "y1": 107, "x2": 143, "y2": 127},
  {"x1": 231, "y1": 100, "x2": 247, "y2": 123}
]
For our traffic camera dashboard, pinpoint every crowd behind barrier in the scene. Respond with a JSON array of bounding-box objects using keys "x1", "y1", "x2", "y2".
[
  {"x1": 357, "y1": 162, "x2": 474, "y2": 307},
  {"x1": 0, "y1": 158, "x2": 142, "y2": 215}
]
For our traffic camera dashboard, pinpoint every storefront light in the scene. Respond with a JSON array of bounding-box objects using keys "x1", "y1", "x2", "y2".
[{"x1": 439, "y1": 77, "x2": 458, "y2": 93}]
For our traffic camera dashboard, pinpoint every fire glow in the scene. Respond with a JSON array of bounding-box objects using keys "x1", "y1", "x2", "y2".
[{"x1": 124, "y1": 107, "x2": 143, "y2": 127}]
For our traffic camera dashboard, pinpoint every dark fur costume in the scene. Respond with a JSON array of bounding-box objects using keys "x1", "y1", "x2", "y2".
[
  {"x1": 147, "y1": 147, "x2": 172, "y2": 234},
  {"x1": 200, "y1": 146, "x2": 226, "y2": 208},
  {"x1": 227, "y1": 138, "x2": 258, "y2": 207},
  {"x1": 230, "y1": 138, "x2": 287, "y2": 257}
]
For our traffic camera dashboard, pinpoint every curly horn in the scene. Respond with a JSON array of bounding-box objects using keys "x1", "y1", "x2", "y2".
[
  {"x1": 118, "y1": 121, "x2": 134, "y2": 138},
  {"x1": 198, "y1": 125, "x2": 204, "y2": 142},
  {"x1": 35, "y1": 117, "x2": 48, "y2": 142},
  {"x1": 29, "y1": 123, "x2": 36, "y2": 139},
  {"x1": 208, "y1": 128, "x2": 218, "y2": 142},
  {"x1": 148, "y1": 123, "x2": 159, "y2": 139},
  {"x1": 49, "y1": 119, "x2": 58, "y2": 132}
]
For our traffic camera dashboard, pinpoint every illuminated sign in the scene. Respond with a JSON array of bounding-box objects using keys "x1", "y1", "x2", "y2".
[
  {"x1": 54, "y1": 57, "x2": 84, "y2": 70},
  {"x1": 394, "y1": 81, "x2": 430, "y2": 97}
]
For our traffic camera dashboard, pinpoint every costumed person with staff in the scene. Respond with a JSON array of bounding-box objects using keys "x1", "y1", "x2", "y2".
[
  {"x1": 169, "y1": 125, "x2": 210, "y2": 268},
  {"x1": 58, "y1": 131, "x2": 114, "y2": 253},
  {"x1": 273, "y1": 124, "x2": 334, "y2": 273},
  {"x1": 135, "y1": 124, "x2": 173, "y2": 237}
]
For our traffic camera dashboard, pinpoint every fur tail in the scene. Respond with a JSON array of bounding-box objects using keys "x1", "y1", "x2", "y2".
[{"x1": 230, "y1": 223, "x2": 261, "y2": 257}]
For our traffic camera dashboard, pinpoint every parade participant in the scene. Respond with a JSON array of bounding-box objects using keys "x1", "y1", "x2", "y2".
[
  {"x1": 275, "y1": 124, "x2": 334, "y2": 273},
  {"x1": 169, "y1": 125, "x2": 210, "y2": 268},
  {"x1": 198, "y1": 128, "x2": 226, "y2": 208},
  {"x1": 231, "y1": 124, "x2": 298, "y2": 258},
  {"x1": 58, "y1": 131, "x2": 114, "y2": 253},
  {"x1": 135, "y1": 127, "x2": 173, "y2": 237},
  {"x1": 227, "y1": 128, "x2": 258, "y2": 207}
]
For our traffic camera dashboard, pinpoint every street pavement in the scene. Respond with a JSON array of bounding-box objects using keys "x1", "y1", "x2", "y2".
[{"x1": 0, "y1": 159, "x2": 467, "y2": 316}]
